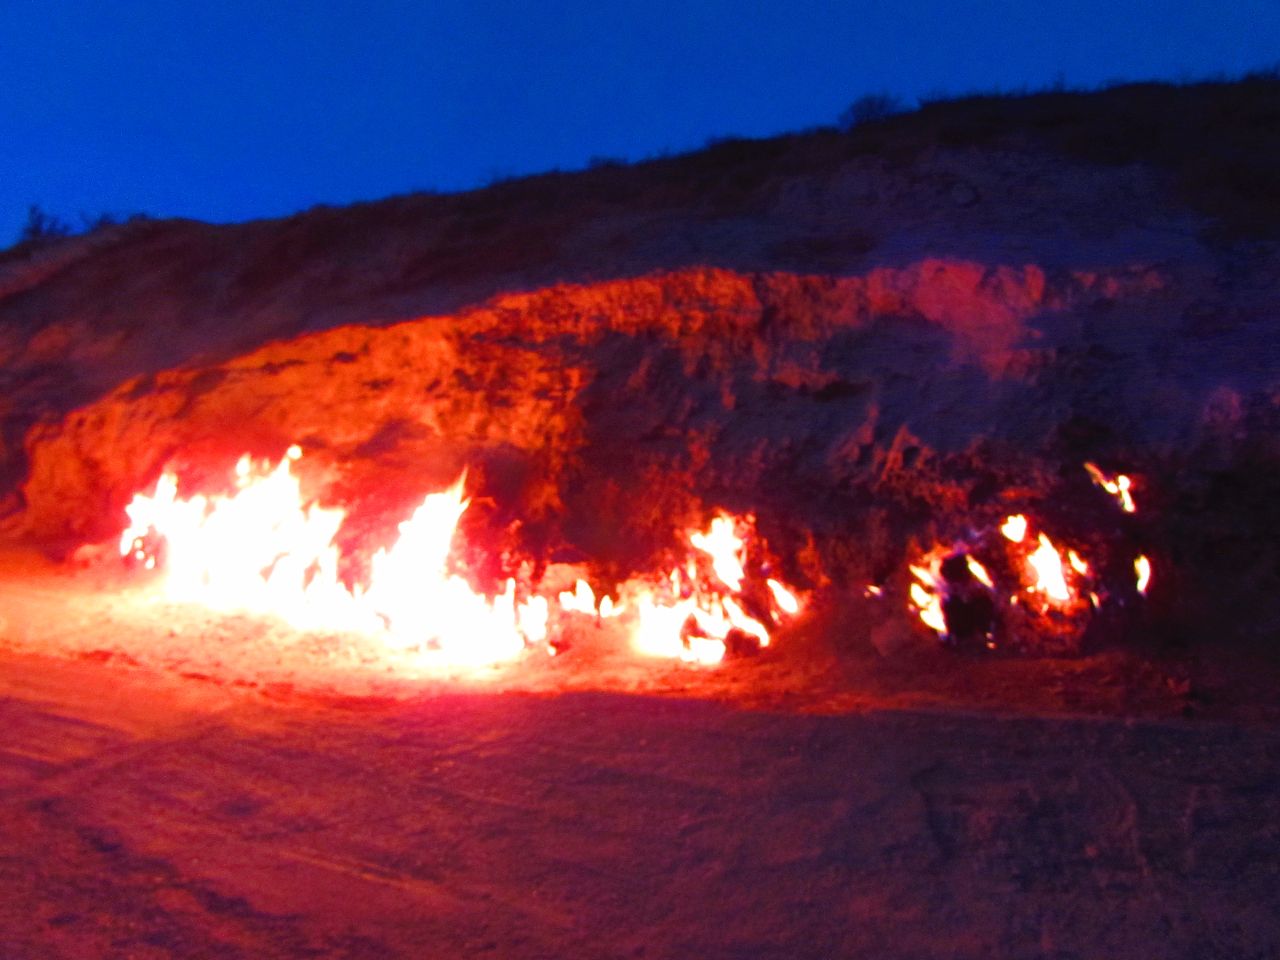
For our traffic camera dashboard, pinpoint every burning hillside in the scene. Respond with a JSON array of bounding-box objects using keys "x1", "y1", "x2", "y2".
[{"x1": 2, "y1": 80, "x2": 1280, "y2": 693}]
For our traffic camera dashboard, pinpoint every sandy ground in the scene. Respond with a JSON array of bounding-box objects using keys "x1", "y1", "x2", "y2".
[
  {"x1": 0, "y1": 553, "x2": 1278, "y2": 958},
  {"x1": 2, "y1": 644, "x2": 1279, "y2": 960}
]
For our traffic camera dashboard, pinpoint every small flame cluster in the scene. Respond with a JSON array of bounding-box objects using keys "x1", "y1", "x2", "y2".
[
  {"x1": 603, "y1": 515, "x2": 798, "y2": 665},
  {"x1": 547, "y1": 513, "x2": 799, "y2": 665},
  {"x1": 119, "y1": 448, "x2": 801, "y2": 670},
  {"x1": 902, "y1": 465, "x2": 1152, "y2": 647}
]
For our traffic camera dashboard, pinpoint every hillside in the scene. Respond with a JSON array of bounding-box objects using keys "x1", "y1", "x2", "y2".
[{"x1": 1, "y1": 77, "x2": 1279, "y2": 681}]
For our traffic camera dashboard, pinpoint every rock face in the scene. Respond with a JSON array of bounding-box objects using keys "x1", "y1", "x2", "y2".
[
  {"x1": 4, "y1": 80, "x2": 1280, "y2": 640},
  {"x1": 14, "y1": 258, "x2": 1271, "y2": 588}
]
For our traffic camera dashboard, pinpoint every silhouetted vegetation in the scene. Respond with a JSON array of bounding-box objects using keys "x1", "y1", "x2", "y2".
[
  {"x1": 7, "y1": 206, "x2": 153, "y2": 253},
  {"x1": 892, "y1": 72, "x2": 1280, "y2": 238},
  {"x1": 838, "y1": 92, "x2": 909, "y2": 129},
  {"x1": 359, "y1": 72, "x2": 1280, "y2": 251},
  {"x1": 18, "y1": 205, "x2": 73, "y2": 245}
]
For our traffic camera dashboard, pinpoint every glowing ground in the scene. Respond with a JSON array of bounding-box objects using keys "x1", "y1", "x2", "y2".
[{"x1": 1, "y1": 645, "x2": 1277, "y2": 959}]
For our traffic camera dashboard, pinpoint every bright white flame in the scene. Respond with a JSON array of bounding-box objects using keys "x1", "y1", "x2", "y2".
[
  {"x1": 690, "y1": 515, "x2": 746, "y2": 592},
  {"x1": 558, "y1": 579, "x2": 624, "y2": 619},
  {"x1": 120, "y1": 453, "x2": 545, "y2": 667},
  {"x1": 909, "y1": 579, "x2": 947, "y2": 633},
  {"x1": 1068, "y1": 550, "x2": 1089, "y2": 576},
  {"x1": 767, "y1": 578, "x2": 800, "y2": 615},
  {"x1": 558, "y1": 579, "x2": 598, "y2": 615},
  {"x1": 1135, "y1": 554, "x2": 1152, "y2": 594},
  {"x1": 1027, "y1": 533, "x2": 1071, "y2": 602},
  {"x1": 620, "y1": 514, "x2": 800, "y2": 663},
  {"x1": 119, "y1": 454, "x2": 802, "y2": 671},
  {"x1": 1001, "y1": 514, "x2": 1028, "y2": 543}
]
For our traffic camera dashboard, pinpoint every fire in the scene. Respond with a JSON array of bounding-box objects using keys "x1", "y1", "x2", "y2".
[
  {"x1": 907, "y1": 514, "x2": 1105, "y2": 644},
  {"x1": 908, "y1": 574, "x2": 948, "y2": 634},
  {"x1": 767, "y1": 578, "x2": 801, "y2": 614},
  {"x1": 121, "y1": 451, "x2": 547, "y2": 667},
  {"x1": 1027, "y1": 533, "x2": 1071, "y2": 602},
  {"x1": 558, "y1": 579, "x2": 598, "y2": 616},
  {"x1": 598, "y1": 512, "x2": 802, "y2": 665},
  {"x1": 1001, "y1": 514, "x2": 1028, "y2": 543},
  {"x1": 119, "y1": 449, "x2": 803, "y2": 671},
  {"x1": 689, "y1": 516, "x2": 746, "y2": 592},
  {"x1": 965, "y1": 555, "x2": 994, "y2": 588},
  {"x1": 1085, "y1": 462, "x2": 1136, "y2": 513},
  {"x1": 908, "y1": 550, "x2": 957, "y2": 636},
  {"x1": 1135, "y1": 554, "x2": 1152, "y2": 594}
]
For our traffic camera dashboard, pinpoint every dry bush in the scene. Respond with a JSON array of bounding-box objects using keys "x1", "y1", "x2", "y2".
[{"x1": 838, "y1": 92, "x2": 908, "y2": 129}]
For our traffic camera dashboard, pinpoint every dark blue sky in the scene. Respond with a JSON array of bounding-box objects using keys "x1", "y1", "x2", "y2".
[{"x1": 4, "y1": 0, "x2": 1279, "y2": 243}]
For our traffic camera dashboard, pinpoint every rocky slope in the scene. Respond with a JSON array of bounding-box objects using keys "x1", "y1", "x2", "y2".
[{"x1": 2, "y1": 79, "x2": 1279, "y2": 648}]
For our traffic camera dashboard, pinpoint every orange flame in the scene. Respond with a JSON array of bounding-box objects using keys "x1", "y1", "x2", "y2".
[
  {"x1": 908, "y1": 555, "x2": 950, "y2": 634},
  {"x1": 965, "y1": 555, "x2": 994, "y2": 588},
  {"x1": 121, "y1": 451, "x2": 802, "y2": 671},
  {"x1": 767, "y1": 578, "x2": 800, "y2": 615},
  {"x1": 1085, "y1": 462, "x2": 1136, "y2": 513},
  {"x1": 618, "y1": 513, "x2": 801, "y2": 664},
  {"x1": 908, "y1": 516, "x2": 1099, "y2": 639},
  {"x1": 689, "y1": 516, "x2": 746, "y2": 592}
]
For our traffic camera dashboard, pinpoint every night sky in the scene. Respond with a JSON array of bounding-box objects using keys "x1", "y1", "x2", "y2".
[{"x1": 4, "y1": 0, "x2": 1279, "y2": 243}]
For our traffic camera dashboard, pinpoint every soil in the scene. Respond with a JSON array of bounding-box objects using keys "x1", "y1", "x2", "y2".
[
  {"x1": 2, "y1": 544, "x2": 1280, "y2": 957},
  {"x1": 2, "y1": 623, "x2": 1278, "y2": 959}
]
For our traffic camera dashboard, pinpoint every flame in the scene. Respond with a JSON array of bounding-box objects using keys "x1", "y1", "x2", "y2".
[
  {"x1": 689, "y1": 515, "x2": 746, "y2": 592},
  {"x1": 909, "y1": 578, "x2": 947, "y2": 633},
  {"x1": 1085, "y1": 462, "x2": 1136, "y2": 513},
  {"x1": 619, "y1": 513, "x2": 801, "y2": 663},
  {"x1": 965, "y1": 555, "x2": 994, "y2": 588},
  {"x1": 908, "y1": 513, "x2": 1103, "y2": 641},
  {"x1": 1135, "y1": 554, "x2": 1152, "y2": 594},
  {"x1": 1001, "y1": 514, "x2": 1028, "y2": 543},
  {"x1": 767, "y1": 578, "x2": 800, "y2": 614},
  {"x1": 557, "y1": 578, "x2": 624, "y2": 619},
  {"x1": 120, "y1": 451, "x2": 546, "y2": 667},
  {"x1": 908, "y1": 555, "x2": 951, "y2": 635},
  {"x1": 1027, "y1": 533, "x2": 1071, "y2": 602},
  {"x1": 558, "y1": 579, "x2": 598, "y2": 615},
  {"x1": 120, "y1": 451, "x2": 801, "y2": 672}
]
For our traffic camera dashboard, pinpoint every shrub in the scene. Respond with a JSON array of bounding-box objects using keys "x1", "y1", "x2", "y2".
[
  {"x1": 18, "y1": 205, "x2": 73, "y2": 245},
  {"x1": 839, "y1": 92, "x2": 907, "y2": 129}
]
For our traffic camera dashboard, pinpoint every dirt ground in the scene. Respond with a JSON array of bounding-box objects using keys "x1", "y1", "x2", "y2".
[{"x1": 1, "y1": 551, "x2": 1279, "y2": 958}]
